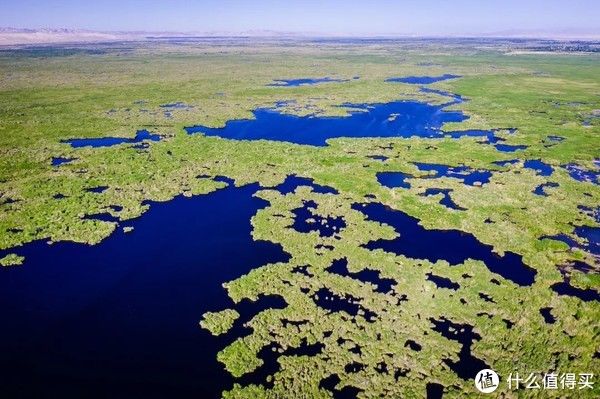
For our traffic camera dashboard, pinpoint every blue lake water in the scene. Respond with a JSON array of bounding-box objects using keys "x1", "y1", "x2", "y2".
[
  {"x1": 184, "y1": 86, "x2": 529, "y2": 150},
  {"x1": 427, "y1": 383, "x2": 444, "y2": 399},
  {"x1": 574, "y1": 226, "x2": 600, "y2": 255},
  {"x1": 367, "y1": 155, "x2": 389, "y2": 161},
  {"x1": 328, "y1": 258, "x2": 395, "y2": 294},
  {"x1": 445, "y1": 129, "x2": 503, "y2": 143},
  {"x1": 312, "y1": 287, "x2": 377, "y2": 321},
  {"x1": 524, "y1": 159, "x2": 554, "y2": 176},
  {"x1": 419, "y1": 87, "x2": 463, "y2": 104},
  {"x1": 276, "y1": 175, "x2": 338, "y2": 195},
  {"x1": 292, "y1": 200, "x2": 346, "y2": 237},
  {"x1": 494, "y1": 144, "x2": 528, "y2": 153},
  {"x1": 52, "y1": 156, "x2": 75, "y2": 166},
  {"x1": 492, "y1": 159, "x2": 518, "y2": 167},
  {"x1": 563, "y1": 164, "x2": 599, "y2": 185},
  {"x1": 422, "y1": 188, "x2": 466, "y2": 210},
  {"x1": 377, "y1": 171, "x2": 412, "y2": 189},
  {"x1": 552, "y1": 282, "x2": 600, "y2": 302},
  {"x1": 65, "y1": 130, "x2": 161, "y2": 148},
  {"x1": 533, "y1": 182, "x2": 559, "y2": 196},
  {"x1": 10, "y1": 76, "x2": 587, "y2": 396},
  {"x1": 539, "y1": 307, "x2": 556, "y2": 324},
  {"x1": 237, "y1": 338, "x2": 324, "y2": 389},
  {"x1": 269, "y1": 77, "x2": 347, "y2": 86},
  {"x1": 413, "y1": 163, "x2": 492, "y2": 185},
  {"x1": 0, "y1": 183, "x2": 290, "y2": 398},
  {"x1": 355, "y1": 202, "x2": 537, "y2": 286},
  {"x1": 578, "y1": 205, "x2": 600, "y2": 223},
  {"x1": 429, "y1": 317, "x2": 488, "y2": 380},
  {"x1": 427, "y1": 273, "x2": 460, "y2": 290},
  {"x1": 320, "y1": 374, "x2": 363, "y2": 399},
  {"x1": 186, "y1": 101, "x2": 475, "y2": 146},
  {"x1": 386, "y1": 74, "x2": 460, "y2": 84},
  {"x1": 550, "y1": 225, "x2": 600, "y2": 256},
  {"x1": 85, "y1": 185, "x2": 109, "y2": 193}
]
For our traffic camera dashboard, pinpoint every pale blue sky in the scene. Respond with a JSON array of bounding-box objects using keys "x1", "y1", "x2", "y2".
[{"x1": 1, "y1": 0, "x2": 598, "y2": 36}]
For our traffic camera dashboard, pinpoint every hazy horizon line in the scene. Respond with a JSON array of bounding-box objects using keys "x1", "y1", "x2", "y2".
[{"x1": 1, "y1": 26, "x2": 599, "y2": 41}]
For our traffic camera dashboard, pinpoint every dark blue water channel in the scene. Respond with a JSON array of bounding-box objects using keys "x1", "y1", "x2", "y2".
[
  {"x1": 422, "y1": 188, "x2": 466, "y2": 210},
  {"x1": 355, "y1": 203, "x2": 537, "y2": 286},
  {"x1": 0, "y1": 183, "x2": 291, "y2": 399},
  {"x1": 185, "y1": 99, "x2": 502, "y2": 146}
]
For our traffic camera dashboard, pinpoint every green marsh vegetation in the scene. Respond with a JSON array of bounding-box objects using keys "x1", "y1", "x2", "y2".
[{"x1": 0, "y1": 39, "x2": 598, "y2": 397}]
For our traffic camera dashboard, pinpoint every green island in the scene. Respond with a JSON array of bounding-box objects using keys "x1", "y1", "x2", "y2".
[{"x1": 0, "y1": 38, "x2": 598, "y2": 398}]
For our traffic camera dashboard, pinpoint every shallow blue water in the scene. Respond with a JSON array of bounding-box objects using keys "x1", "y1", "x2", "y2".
[
  {"x1": 542, "y1": 226, "x2": 600, "y2": 260},
  {"x1": 492, "y1": 159, "x2": 518, "y2": 167},
  {"x1": 85, "y1": 185, "x2": 108, "y2": 193},
  {"x1": 327, "y1": 258, "x2": 395, "y2": 294},
  {"x1": 52, "y1": 156, "x2": 75, "y2": 166},
  {"x1": 312, "y1": 287, "x2": 376, "y2": 321},
  {"x1": 427, "y1": 383, "x2": 444, "y2": 399},
  {"x1": 419, "y1": 87, "x2": 463, "y2": 104},
  {"x1": 160, "y1": 102, "x2": 192, "y2": 109},
  {"x1": 183, "y1": 87, "x2": 527, "y2": 149},
  {"x1": 429, "y1": 317, "x2": 488, "y2": 380},
  {"x1": 386, "y1": 74, "x2": 460, "y2": 84},
  {"x1": 65, "y1": 130, "x2": 161, "y2": 148},
  {"x1": 377, "y1": 171, "x2": 412, "y2": 189},
  {"x1": 552, "y1": 282, "x2": 600, "y2": 302},
  {"x1": 292, "y1": 200, "x2": 346, "y2": 237},
  {"x1": 539, "y1": 307, "x2": 556, "y2": 324},
  {"x1": 445, "y1": 129, "x2": 502, "y2": 143},
  {"x1": 269, "y1": 77, "x2": 347, "y2": 86},
  {"x1": 427, "y1": 273, "x2": 460, "y2": 290},
  {"x1": 14, "y1": 77, "x2": 589, "y2": 397},
  {"x1": 356, "y1": 202, "x2": 537, "y2": 286},
  {"x1": 524, "y1": 159, "x2": 554, "y2": 176},
  {"x1": 186, "y1": 100, "x2": 475, "y2": 146},
  {"x1": 368, "y1": 155, "x2": 388, "y2": 161},
  {"x1": 413, "y1": 163, "x2": 492, "y2": 185},
  {"x1": 495, "y1": 144, "x2": 528, "y2": 153},
  {"x1": 276, "y1": 175, "x2": 338, "y2": 195},
  {"x1": 578, "y1": 205, "x2": 600, "y2": 223},
  {"x1": 0, "y1": 183, "x2": 290, "y2": 398},
  {"x1": 422, "y1": 188, "x2": 466, "y2": 210},
  {"x1": 563, "y1": 164, "x2": 599, "y2": 185},
  {"x1": 533, "y1": 182, "x2": 559, "y2": 196},
  {"x1": 574, "y1": 225, "x2": 600, "y2": 255}
]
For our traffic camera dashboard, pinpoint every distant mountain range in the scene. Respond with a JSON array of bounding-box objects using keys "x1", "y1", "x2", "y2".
[
  {"x1": 475, "y1": 28, "x2": 599, "y2": 40},
  {"x1": 0, "y1": 28, "x2": 124, "y2": 46},
  {"x1": 0, "y1": 27, "x2": 597, "y2": 46}
]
